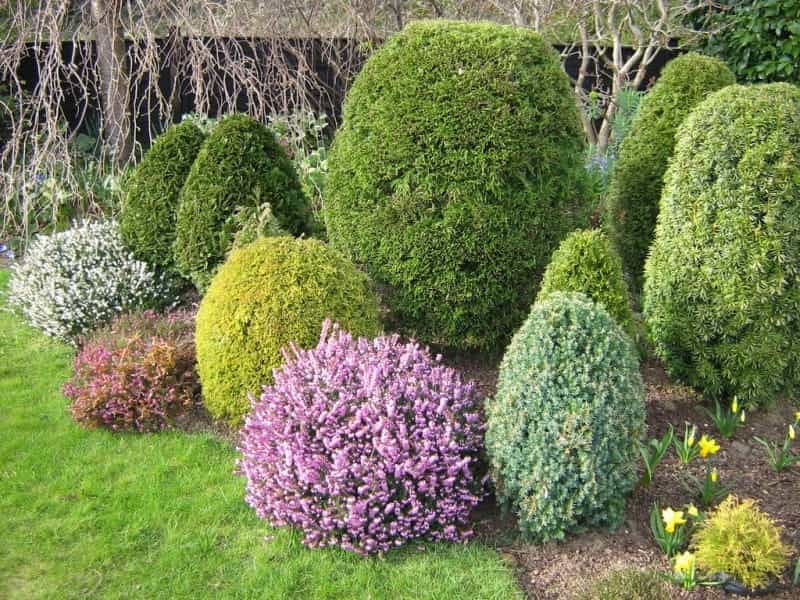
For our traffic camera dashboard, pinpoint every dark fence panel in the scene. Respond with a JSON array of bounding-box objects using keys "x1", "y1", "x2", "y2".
[{"x1": 11, "y1": 37, "x2": 678, "y2": 147}]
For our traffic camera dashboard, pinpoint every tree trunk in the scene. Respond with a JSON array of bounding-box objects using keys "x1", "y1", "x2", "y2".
[{"x1": 91, "y1": 0, "x2": 132, "y2": 165}]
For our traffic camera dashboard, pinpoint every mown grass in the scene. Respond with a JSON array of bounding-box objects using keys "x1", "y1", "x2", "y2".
[{"x1": 0, "y1": 270, "x2": 521, "y2": 599}]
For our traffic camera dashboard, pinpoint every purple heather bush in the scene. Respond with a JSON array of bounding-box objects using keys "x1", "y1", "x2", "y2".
[{"x1": 238, "y1": 320, "x2": 485, "y2": 555}]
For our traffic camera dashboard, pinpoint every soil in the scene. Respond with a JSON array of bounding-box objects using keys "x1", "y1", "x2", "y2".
[{"x1": 452, "y1": 354, "x2": 800, "y2": 600}]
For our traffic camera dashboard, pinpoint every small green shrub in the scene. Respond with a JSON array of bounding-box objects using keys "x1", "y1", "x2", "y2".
[
  {"x1": 120, "y1": 121, "x2": 206, "y2": 273},
  {"x1": 606, "y1": 53, "x2": 735, "y2": 289},
  {"x1": 692, "y1": 496, "x2": 792, "y2": 590},
  {"x1": 644, "y1": 83, "x2": 800, "y2": 407},
  {"x1": 195, "y1": 236, "x2": 380, "y2": 425},
  {"x1": 173, "y1": 114, "x2": 312, "y2": 290},
  {"x1": 228, "y1": 203, "x2": 288, "y2": 252},
  {"x1": 486, "y1": 292, "x2": 645, "y2": 543},
  {"x1": 579, "y1": 568, "x2": 671, "y2": 600},
  {"x1": 537, "y1": 229, "x2": 634, "y2": 338},
  {"x1": 324, "y1": 20, "x2": 589, "y2": 350}
]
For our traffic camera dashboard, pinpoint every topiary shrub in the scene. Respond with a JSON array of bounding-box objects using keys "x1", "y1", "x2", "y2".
[
  {"x1": 173, "y1": 114, "x2": 312, "y2": 290},
  {"x1": 238, "y1": 320, "x2": 484, "y2": 555},
  {"x1": 120, "y1": 120, "x2": 206, "y2": 273},
  {"x1": 606, "y1": 52, "x2": 735, "y2": 289},
  {"x1": 644, "y1": 83, "x2": 800, "y2": 408},
  {"x1": 7, "y1": 220, "x2": 178, "y2": 343},
  {"x1": 195, "y1": 236, "x2": 381, "y2": 425},
  {"x1": 64, "y1": 309, "x2": 198, "y2": 432},
  {"x1": 486, "y1": 292, "x2": 645, "y2": 543},
  {"x1": 692, "y1": 496, "x2": 792, "y2": 590},
  {"x1": 324, "y1": 20, "x2": 588, "y2": 350},
  {"x1": 537, "y1": 229, "x2": 634, "y2": 338}
]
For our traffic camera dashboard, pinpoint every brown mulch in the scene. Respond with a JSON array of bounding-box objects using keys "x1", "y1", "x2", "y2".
[{"x1": 450, "y1": 353, "x2": 800, "y2": 600}]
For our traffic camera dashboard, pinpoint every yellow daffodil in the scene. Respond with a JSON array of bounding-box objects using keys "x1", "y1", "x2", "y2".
[
  {"x1": 698, "y1": 434, "x2": 720, "y2": 458},
  {"x1": 731, "y1": 397, "x2": 738, "y2": 414},
  {"x1": 711, "y1": 468, "x2": 718, "y2": 483},
  {"x1": 795, "y1": 410, "x2": 800, "y2": 423},
  {"x1": 790, "y1": 424, "x2": 796, "y2": 441},
  {"x1": 740, "y1": 410, "x2": 746, "y2": 424},
  {"x1": 687, "y1": 504, "x2": 699, "y2": 518},
  {"x1": 662, "y1": 507, "x2": 687, "y2": 534},
  {"x1": 674, "y1": 551, "x2": 695, "y2": 575}
]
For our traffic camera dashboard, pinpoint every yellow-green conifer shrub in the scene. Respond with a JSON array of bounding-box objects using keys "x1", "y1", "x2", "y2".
[
  {"x1": 195, "y1": 237, "x2": 381, "y2": 425},
  {"x1": 692, "y1": 496, "x2": 792, "y2": 590}
]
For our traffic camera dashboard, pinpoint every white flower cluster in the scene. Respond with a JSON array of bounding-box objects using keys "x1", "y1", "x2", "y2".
[{"x1": 8, "y1": 220, "x2": 178, "y2": 343}]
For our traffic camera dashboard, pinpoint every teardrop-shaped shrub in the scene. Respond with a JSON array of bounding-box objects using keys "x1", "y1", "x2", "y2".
[
  {"x1": 120, "y1": 120, "x2": 206, "y2": 273},
  {"x1": 537, "y1": 229, "x2": 634, "y2": 338},
  {"x1": 644, "y1": 83, "x2": 800, "y2": 407},
  {"x1": 486, "y1": 292, "x2": 645, "y2": 542},
  {"x1": 174, "y1": 114, "x2": 312, "y2": 290},
  {"x1": 606, "y1": 53, "x2": 735, "y2": 289}
]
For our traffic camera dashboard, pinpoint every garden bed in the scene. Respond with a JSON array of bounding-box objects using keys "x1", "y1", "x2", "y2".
[
  {"x1": 167, "y1": 347, "x2": 800, "y2": 599},
  {"x1": 454, "y1": 354, "x2": 800, "y2": 599}
]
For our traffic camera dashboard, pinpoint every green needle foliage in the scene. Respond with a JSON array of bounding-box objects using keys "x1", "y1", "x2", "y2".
[
  {"x1": 174, "y1": 114, "x2": 312, "y2": 290},
  {"x1": 537, "y1": 229, "x2": 634, "y2": 339},
  {"x1": 195, "y1": 237, "x2": 381, "y2": 425},
  {"x1": 606, "y1": 53, "x2": 735, "y2": 290},
  {"x1": 644, "y1": 83, "x2": 800, "y2": 408},
  {"x1": 325, "y1": 20, "x2": 589, "y2": 350},
  {"x1": 486, "y1": 293, "x2": 645, "y2": 543},
  {"x1": 120, "y1": 120, "x2": 206, "y2": 274},
  {"x1": 692, "y1": 496, "x2": 792, "y2": 590}
]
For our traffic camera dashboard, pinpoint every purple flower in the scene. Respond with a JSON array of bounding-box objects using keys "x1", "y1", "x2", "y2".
[{"x1": 237, "y1": 320, "x2": 485, "y2": 555}]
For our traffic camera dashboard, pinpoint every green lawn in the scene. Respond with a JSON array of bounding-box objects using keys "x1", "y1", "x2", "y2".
[{"x1": 0, "y1": 270, "x2": 521, "y2": 599}]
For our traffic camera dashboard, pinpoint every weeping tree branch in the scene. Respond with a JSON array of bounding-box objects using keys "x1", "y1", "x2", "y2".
[{"x1": 0, "y1": 0, "x2": 714, "y2": 247}]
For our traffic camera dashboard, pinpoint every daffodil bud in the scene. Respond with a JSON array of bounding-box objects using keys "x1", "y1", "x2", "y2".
[{"x1": 731, "y1": 397, "x2": 738, "y2": 414}]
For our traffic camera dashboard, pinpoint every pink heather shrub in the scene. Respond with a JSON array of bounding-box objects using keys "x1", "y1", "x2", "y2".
[
  {"x1": 238, "y1": 320, "x2": 485, "y2": 555},
  {"x1": 64, "y1": 310, "x2": 199, "y2": 432}
]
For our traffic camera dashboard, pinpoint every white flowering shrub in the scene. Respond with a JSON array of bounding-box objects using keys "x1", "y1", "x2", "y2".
[{"x1": 8, "y1": 220, "x2": 178, "y2": 343}]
